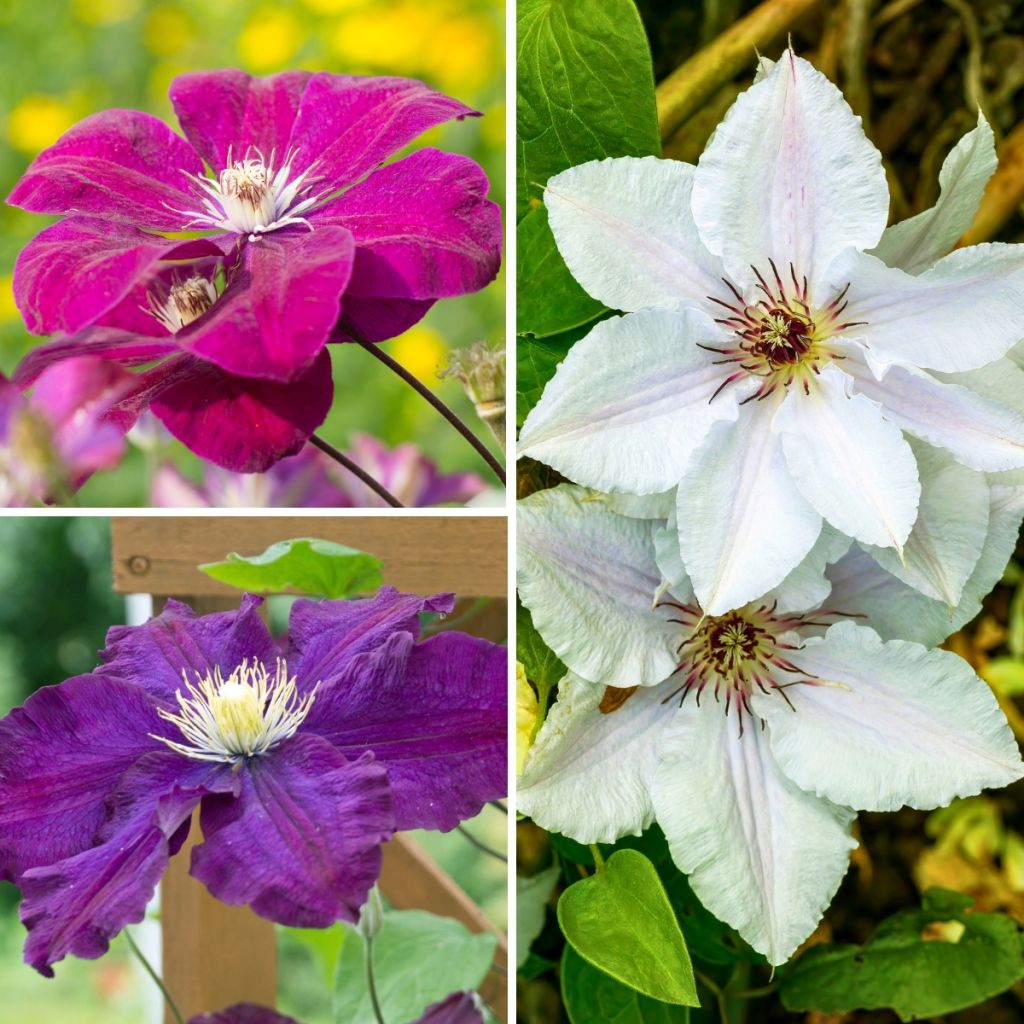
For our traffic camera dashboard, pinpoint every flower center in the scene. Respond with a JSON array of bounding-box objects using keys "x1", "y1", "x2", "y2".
[
  {"x1": 177, "y1": 147, "x2": 321, "y2": 241},
  {"x1": 147, "y1": 274, "x2": 217, "y2": 334},
  {"x1": 152, "y1": 658, "x2": 318, "y2": 763},
  {"x1": 703, "y1": 260, "x2": 866, "y2": 404}
]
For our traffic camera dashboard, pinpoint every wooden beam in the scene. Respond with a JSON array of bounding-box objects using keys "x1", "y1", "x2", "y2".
[{"x1": 112, "y1": 515, "x2": 507, "y2": 598}]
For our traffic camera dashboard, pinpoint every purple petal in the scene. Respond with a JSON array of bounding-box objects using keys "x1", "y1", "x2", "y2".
[
  {"x1": 189, "y1": 1006, "x2": 300, "y2": 1024},
  {"x1": 287, "y1": 587, "x2": 455, "y2": 695},
  {"x1": 192, "y1": 733, "x2": 393, "y2": 927},
  {"x1": 286, "y1": 73, "x2": 476, "y2": 187},
  {"x1": 98, "y1": 594, "x2": 276, "y2": 705},
  {"x1": 13, "y1": 217, "x2": 223, "y2": 336},
  {"x1": 0, "y1": 675, "x2": 167, "y2": 882},
  {"x1": 177, "y1": 227, "x2": 355, "y2": 382},
  {"x1": 417, "y1": 992, "x2": 485, "y2": 1024},
  {"x1": 304, "y1": 631, "x2": 507, "y2": 830},
  {"x1": 20, "y1": 752, "x2": 235, "y2": 976},
  {"x1": 7, "y1": 109, "x2": 202, "y2": 230},
  {"x1": 147, "y1": 349, "x2": 334, "y2": 472},
  {"x1": 314, "y1": 149, "x2": 502, "y2": 301},
  {"x1": 170, "y1": 70, "x2": 312, "y2": 173},
  {"x1": 332, "y1": 295, "x2": 433, "y2": 344}
]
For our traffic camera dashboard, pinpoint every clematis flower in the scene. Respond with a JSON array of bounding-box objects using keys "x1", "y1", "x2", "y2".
[
  {"x1": 0, "y1": 356, "x2": 132, "y2": 505},
  {"x1": 151, "y1": 435, "x2": 486, "y2": 508},
  {"x1": 516, "y1": 485, "x2": 1024, "y2": 964},
  {"x1": 189, "y1": 992, "x2": 485, "y2": 1024},
  {"x1": 0, "y1": 589, "x2": 506, "y2": 976},
  {"x1": 7, "y1": 70, "x2": 502, "y2": 470},
  {"x1": 518, "y1": 51, "x2": 1024, "y2": 615}
]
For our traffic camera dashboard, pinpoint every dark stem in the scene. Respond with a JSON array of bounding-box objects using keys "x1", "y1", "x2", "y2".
[
  {"x1": 456, "y1": 824, "x2": 508, "y2": 863},
  {"x1": 349, "y1": 331, "x2": 506, "y2": 486},
  {"x1": 309, "y1": 434, "x2": 404, "y2": 508},
  {"x1": 489, "y1": 799, "x2": 508, "y2": 815},
  {"x1": 124, "y1": 928, "x2": 185, "y2": 1024},
  {"x1": 366, "y1": 936, "x2": 388, "y2": 1024}
]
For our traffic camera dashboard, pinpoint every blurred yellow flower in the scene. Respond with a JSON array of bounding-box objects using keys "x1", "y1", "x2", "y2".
[
  {"x1": 516, "y1": 662, "x2": 538, "y2": 775},
  {"x1": 390, "y1": 325, "x2": 448, "y2": 384},
  {"x1": 73, "y1": 0, "x2": 140, "y2": 24},
  {"x1": 424, "y1": 16, "x2": 496, "y2": 93},
  {"x1": 144, "y1": 7, "x2": 196, "y2": 57},
  {"x1": 480, "y1": 102, "x2": 505, "y2": 149},
  {"x1": 332, "y1": 3, "x2": 438, "y2": 72},
  {"x1": 0, "y1": 275, "x2": 19, "y2": 324},
  {"x1": 302, "y1": 0, "x2": 365, "y2": 12},
  {"x1": 6, "y1": 96, "x2": 77, "y2": 155},
  {"x1": 238, "y1": 9, "x2": 303, "y2": 72}
]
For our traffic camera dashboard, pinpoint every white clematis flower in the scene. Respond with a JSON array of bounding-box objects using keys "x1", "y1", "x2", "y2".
[
  {"x1": 518, "y1": 52, "x2": 1024, "y2": 616},
  {"x1": 517, "y1": 484, "x2": 1024, "y2": 965}
]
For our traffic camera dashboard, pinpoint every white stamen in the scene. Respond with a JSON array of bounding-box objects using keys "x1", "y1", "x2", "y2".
[
  {"x1": 152, "y1": 658, "x2": 318, "y2": 763},
  {"x1": 146, "y1": 274, "x2": 217, "y2": 334}
]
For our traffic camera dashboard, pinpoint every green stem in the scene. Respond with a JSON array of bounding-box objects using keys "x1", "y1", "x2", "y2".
[
  {"x1": 124, "y1": 928, "x2": 185, "y2": 1024},
  {"x1": 457, "y1": 824, "x2": 508, "y2": 863},
  {"x1": 694, "y1": 968, "x2": 730, "y2": 1024},
  {"x1": 366, "y1": 936, "x2": 388, "y2": 1024},
  {"x1": 589, "y1": 844, "x2": 606, "y2": 872}
]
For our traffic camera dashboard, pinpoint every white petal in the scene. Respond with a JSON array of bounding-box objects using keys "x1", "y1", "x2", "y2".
[
  {"x1": 769, "y1": 524, "x2": 851, "y2": 614},
  {"x1": 825, "y1": 478, "x2": 1024, "y2": 647},
  {"x1": 870, "y1": 114, "x2": 996, "y2": 275},
  {"x1": 546, "y1": 156, "x2": 726, "y2": 313},
  {"x1": 518, "y1": 674, "x2": 672, "y2": 843},
  {"x1": 692, "y1": 51, "x2": 888, "y2": 285},
  {"x1": 774, "y1": 364, "x2": 920, "y2": 549},
  {"x1": 592, "y1": 489, "x2": 675, "y2": 519},
  {"x1": 518, "y1": 309, "x2": 745, "y2": 494},
  {"x1": 831, "y1": 244, "x2": 1024, "y2": 373},
  {"x1": 844, "y1": 353, "x2": 1024, "y2": 472},
  {"x1": 754, "y1": 621, "x2": 1024, "y2": 812},
  {"x1": 677, "y1": 400, "x2": 821, "y2": 615},
  {"x1": 517, "y1": 484, "x2": 679, "y2": 687},
  {"x1": 653, "y1": 507, "x2": 691, "y2": 591},
  {"x1": 652, "y1": 709, "x2": 856, "y2": 965}
]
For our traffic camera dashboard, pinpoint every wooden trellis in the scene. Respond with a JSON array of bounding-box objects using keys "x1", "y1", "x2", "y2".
[{"x1": 110, "y1": 516, "x2": 509, "y2": 1024}]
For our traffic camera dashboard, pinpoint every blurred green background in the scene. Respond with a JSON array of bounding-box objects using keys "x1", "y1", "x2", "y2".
[
  {"x1": 0, "y1": 0, "x2": 506, "y2": 506},
  {"x1": 0, "y1": 518, "x2": 508, "y2": 1022}
]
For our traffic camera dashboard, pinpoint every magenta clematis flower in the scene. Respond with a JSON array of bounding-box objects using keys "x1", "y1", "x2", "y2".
[
  {"x1": 0, "y1": 589, "x2": 506, "y2": 976},
  {"x1": 189, "y1": 992, "x2": 484, "y2": 1024},
  {"x1": 151, "y1": 434, "x2": 486, "y2": 508},
  {"x1": 7, "y1": 70, "x2": 503, "y2": 471},
  {"x1": 0, "y1": 355, "x2": 132, "y2": 505}
]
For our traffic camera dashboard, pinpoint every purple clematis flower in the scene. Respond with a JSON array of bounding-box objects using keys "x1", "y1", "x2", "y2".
[
  {"x1": 0, "y1": 355, "x2": 132, "y2": 505},
  {"x1": 151, "y1": 434, "x2": 486, "y2": 508},
  {"x1": 7, "y1": 70, "x2": 503, "y2": 471},
  {"x1": 0, "y1": 589, "x2": 506, "y2": 976}
]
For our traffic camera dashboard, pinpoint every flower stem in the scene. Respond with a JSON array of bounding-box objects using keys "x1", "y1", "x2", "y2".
[
  {"x1": 348, "y1": 331, "x2": 506, "y2": 487},
  {"x1": 124, "y1": 928, "x2": 185, "y2": 1024},
  {"x1": 456, "y1": 824, "x2": 508, "y2": 863},
  {"x1": 309, "y1": 434, "x2": 404, "y2": 507},
  {"x1": 365, "y1": 936, "x2": 388, "y2": 1024},
  {"x1": 589, "y1": 844, "x2": 606, "y2": 873},
  {"x1": 695, "y1": 968, "x2": 731, "y2": 1024}
]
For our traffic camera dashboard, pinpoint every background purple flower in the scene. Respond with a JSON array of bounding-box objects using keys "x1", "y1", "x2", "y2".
[
  {"x1": 0, "y1": 589, "x2": 507, "y2": 976},
  {"x1": 6, "y1": 70, "x2": 503, "y2": 471}
]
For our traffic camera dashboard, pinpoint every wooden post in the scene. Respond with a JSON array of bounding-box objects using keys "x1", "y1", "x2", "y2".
[{"x1": 110, "y1": 517, "x2": 508, "y2": 1023}]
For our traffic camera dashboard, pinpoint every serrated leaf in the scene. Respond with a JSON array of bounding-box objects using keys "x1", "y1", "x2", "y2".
[
  {"x1": 200, "y1": 537, "x2": 383, "y2": 598},
  {"x1": 781, "y1": 889, "x2": 1024, "y2": 1021},
  {"x1": 558, "y1": 849, "x2": 699, "y2": 1006}
]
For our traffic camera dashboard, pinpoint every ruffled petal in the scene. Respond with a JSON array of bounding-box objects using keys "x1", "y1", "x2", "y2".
[
  {"x1": 177, "y1": 227, "x2": 355, "y2": 382},
  {"x1": 832, "y1": 245, "x2": 1024, "y2": 373},
  {"x1": 7, "y1": 109, "x2": 202, "y2": 230},
  {"x1": 147, "y1": 350, "x2": 334, "y2": 472},
  {"x1": 652, "y1": 709, "x2": 856, "y2": 965},
  {"x1": 691, "y1": 52, "x2": 888, "y2": 285},
  {"x1": 304, "y1": 630, "x2": 506, "y2": 831},
  {"x1": 314, "y1": 149, "x2": 501, "y2": 302},
  {"x1": 518, "y1": 674, "x2": 671, "y2": 843},
  {"x1": 192, "y1": 733, "x2": 393, "y2": 927},
  {"x1": 0, "y1": 675, "x2": 166, "y2": 882},
  {"x1": 518, "y1": 309, "x2": 745, "y2": 494},
  {"x1": 774, "y1": 364, "x2": 920, "y2": 549},
  {"x1": 677, "y1": 400, "x2": 821, "y2": 616},
  {"x1": 518, "y1": 484, "x2": 680, "y2": 688},
  {"x1": 754, "y1": 621, "x2": 1024, "y2": 812},
  {"x1": 169, "y1": 69, "x2": 312, "y2": 171},
  {"x1": 544, "y1": 156, "x2": 725, "y2": 313},
  {"x1": 870, "y1": 114, "x2": 996, "y2": 275},
  {"x1": 769, "y1": 525, "x2": 851, "y2": 614},
  {"x1": 98, "y1": 594, "x2": 277, "y2": 705}
]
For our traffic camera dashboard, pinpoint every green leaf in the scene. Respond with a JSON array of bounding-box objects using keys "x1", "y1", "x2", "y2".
[
  {"x1": 780, "y1": 889, "x2": 1024, "y2": 1021},
  {"x1": 562, "y1": 946, "x2": 691, "y2": 1024},
  {"x1": 558, "y1": 849, "x2": 699, "y2": 1006},
  {"x1": 517, "y1": 865, "x2": 561, "y2": 968},
  {"x1": 516, "y1": 601, "x2": 568, "y2": 711},
  {"x1": 516, "y1": 0, "x2": 660, "y2": 221},
  {"x1": 286, "y1": 923, "x2": 348, "y2": 987},
  {"x1": 199, "y1": 538, "x2": 383, "y2": 598},
  {"x1": 333, "y1": 910, "x2": 497, "y2": 1024}
]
